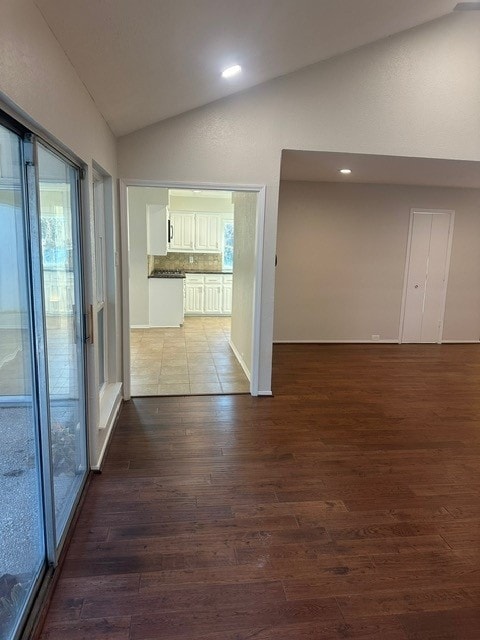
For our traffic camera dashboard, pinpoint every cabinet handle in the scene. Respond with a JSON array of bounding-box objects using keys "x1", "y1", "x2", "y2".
[{"x1": 168, "y1": 221, "x2": 173, "y2": 242}]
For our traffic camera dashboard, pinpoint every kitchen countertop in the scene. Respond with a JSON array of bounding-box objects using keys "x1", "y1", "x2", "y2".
[
  {"x1": 149, "y1": 270, "x2": 232, "y2": 278},
  {"x1": 148, "y1": 270, "x2": 185, "y2": 279},
  {"x1": 184, "y1": 270, "x2": 233, "y2": 275}
]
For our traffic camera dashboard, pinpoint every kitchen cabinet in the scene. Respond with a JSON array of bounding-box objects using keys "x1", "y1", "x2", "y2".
[
  {"x1": 204, "y1": 275, "x2": 223, "y2": 314},
  {"x1": 146, "y1": 204, "x2": 168, "y2": 255},
  {"x1": 184, "y1": 275, "x2": 204, "y2": 314},
  {"x1": 195, "y1": 213, "x2": 221, "y2": 252},
  {"x1": 169, "y1": 211, "x2": 195, "y2": 251},
  {"x1": 168, "y1": 210, "x2": 222, "y2": 253},
  {"x1": 222, "y1": 274, "x2": 233, "y2": 314},
  {"x1": 185, "y1": 273, "x2": 232, "y2": 315}
]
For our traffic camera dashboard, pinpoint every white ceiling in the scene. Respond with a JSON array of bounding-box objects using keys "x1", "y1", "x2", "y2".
[
  {"x1": 34, "y1": 0, "x2": 459, "y2": 136},
  {"x1": 281, "y1": 150, "x2": 480, "y2": 188}
]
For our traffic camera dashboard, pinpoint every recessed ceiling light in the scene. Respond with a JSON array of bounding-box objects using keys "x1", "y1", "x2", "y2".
[
  {"x1": 193, "y1": 190, "x2": 202, "y2": 193},
  {"x1": 339, "y1": 168, "x2": 352, "y2": 175},
  {"x1": 221, "y1": 64, "x2": 242, "y2": 79}
]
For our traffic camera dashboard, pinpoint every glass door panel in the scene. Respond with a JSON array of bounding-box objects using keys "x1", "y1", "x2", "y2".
[
  {"x1": 37, "y1": 144, "x2": 87, "y2": 541},
  {"x1": 0, "y1": 125, "x2": 45, "y2": 639}
]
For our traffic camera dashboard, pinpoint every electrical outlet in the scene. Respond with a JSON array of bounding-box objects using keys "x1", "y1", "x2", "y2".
[
  {"x1": 371, "y1": 334, "x2": 380, "y2": 341},
  {"x1": 189, "y1": 256, "x2": 194, "y2": 263}
]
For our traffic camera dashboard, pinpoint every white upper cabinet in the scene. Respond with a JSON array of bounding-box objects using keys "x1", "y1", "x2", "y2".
[
  {"x1": 169, "y1": 211, "x2": 195, "y2": 251},
  {"x1": 195, "y1": 213, "x2": 221, "y2": 252},
  {"x1": 168, "y1": 210, "x2": 222, "y2": 253}
]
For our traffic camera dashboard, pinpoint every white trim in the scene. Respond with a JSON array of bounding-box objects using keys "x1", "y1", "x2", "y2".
[
  {"x1": 441, "y1": 340, "x2": 480, "y2": 343},
  {"x1": 228, "y1": 338, "x2": 251, "y2": 381},
  {"x1": 273, "y1": 339, "x2": 399, "y2": 344},
  {"x1": 119, "y1": 179, "x2": 266, "y2": 399},
  {"x1": 91, "y1": 389, "x2": 123, "y2": 470},
  {"x1": 98, "y1": 382, "x2": 122, "y2": 430},
  {"x1": 399, "y1": 208, "x2": 455, "y2": 344},
  {"x1": 130, "y1": 324, "x2": 150, "y2": 329},
  {"x1": 250, "y1": 186, "x2": 266, "y2": 397},
  {"x1": 119, "y1": 180, "x2": 131, "y2": 399}
]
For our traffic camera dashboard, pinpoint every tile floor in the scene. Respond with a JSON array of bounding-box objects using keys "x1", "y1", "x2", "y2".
[{"x1": 130, "y1": 316, "x2": 250, "y2": 396}]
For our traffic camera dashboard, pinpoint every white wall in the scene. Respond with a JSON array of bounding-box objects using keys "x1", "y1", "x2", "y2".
[
  {"x1": 231, "y1": 192, "x2": 257, "y2": 376},
  {"x1": 169, "y1": 195, "x2": 233, "y2": 214},
  {"x1": 117, "y1": 12, "x2": 480, "y2": 394},
  {"x1": 127, "y1": 187, "x2": 169, "y2": 326},
  {"x1": 274, "y1": 181, "x2": 480, "y2": 342},
  {"x1": 0, "y1": 0, "x2": 118, "y2": 467}
]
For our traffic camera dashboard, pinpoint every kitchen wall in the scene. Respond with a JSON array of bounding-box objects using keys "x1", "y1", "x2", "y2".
[
  {"x1": 231, "y1": 192, "x2": 257, "y2": 377},
  {"x1": 169, "y1": 194, "x2": 233, "y2": 214},
  {"x1": 274, "y1": 181, "x2": 480, "y2": 342},
  {"x1": 117, "y1": 12, "x2": 480, "y2": 394},
  {"x1": 0, "y1": 0, "x2": 119, "y2": 466},
  {"x1": 128, "y1": 186, "x2": 168, "y2": 326},
  {"x1": 150, "y1": 253, "x2": 222, "y2": 272}
]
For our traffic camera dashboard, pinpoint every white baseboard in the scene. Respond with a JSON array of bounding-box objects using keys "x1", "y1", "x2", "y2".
[
  {"x1": 228, "y1": 339, "x2": 251, "y2": 381},
  {"x1": 98, "y1": 383, "x2": 122, "y2": 430},
  {"x1": 273, "y1": 339, "x2": 399, "y2": 344},
  {"x1": 130, "y1": 324, "x2": 150, "y2": 329},
  {"x1": 441, "y1": 340, "x2": 480, "y2": 344},
  {"x1": 258, "y1": 390, "x2": 273, "y2": 396},
  {"x1": 91, "y1": 383, "x2": 123, "y2": 471}
]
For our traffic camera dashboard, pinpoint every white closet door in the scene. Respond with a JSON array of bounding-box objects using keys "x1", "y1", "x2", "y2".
[{"x1": 401, "y1": 210, "x2": 453, "y2": 343}]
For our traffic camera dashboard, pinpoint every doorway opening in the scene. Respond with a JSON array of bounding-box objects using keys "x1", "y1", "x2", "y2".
[{"x1": 121, "y1": 183, "x2": 264, "y2": 397}]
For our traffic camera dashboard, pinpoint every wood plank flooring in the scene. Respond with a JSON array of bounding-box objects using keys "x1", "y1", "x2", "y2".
[{"x1": 40, "y1": 344, "x2": 480, "y2": 639}]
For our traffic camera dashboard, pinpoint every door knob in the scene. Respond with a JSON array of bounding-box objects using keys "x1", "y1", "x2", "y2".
[{"x1": 414, "y1": 285, "x2": 419, "y2": 288}]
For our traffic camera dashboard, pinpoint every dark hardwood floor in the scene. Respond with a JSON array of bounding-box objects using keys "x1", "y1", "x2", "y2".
[{"x1": 40, "y1": 344, "x2": 480, "y2": 639}]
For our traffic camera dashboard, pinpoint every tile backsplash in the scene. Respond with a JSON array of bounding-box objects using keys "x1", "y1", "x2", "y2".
[{"x1": 149, "y1": 252, "x2": 222, "y2": 273}]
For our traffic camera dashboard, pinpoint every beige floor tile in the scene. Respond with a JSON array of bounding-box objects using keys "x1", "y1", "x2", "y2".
[
  {"x1": 157, "y1": 383, "x2": 190, "y2": 395},
  {"x1": 159, "y1": 374, "x2": 190, "y2": 384},
  {"x1": 184, "y1": 344, "x2": 211, "y2": 352},
  {"x1": 214, "y1": 364, "x2": 244, "y2": 374},
  {"x1": 218, "y1": 373, "x2": 248, "y2": 383},
  {"x1": 189, "y1": 382, "x2": 223, "y2": 394},
  {"x1": 160, "y1": 365, "x2": 189, "y2": 375},
  {"x1": 131, "y1": 384, "x2": 159, "y2": 396},
  {"x1": 220, "y1": 382, "x2": 250, "y2": 393},
  {"x1": 188, "y1": 373, "x2": 220, "y2": 383},
  {"x1": 187, "y1": 355, "x2": 215, "y2": 365},
  {"x1": 188, "y1": 364, "x2": 217, "y2": 374},
  {"x1": 129, "y1": 317, "x2": 250, "y2": 397}
]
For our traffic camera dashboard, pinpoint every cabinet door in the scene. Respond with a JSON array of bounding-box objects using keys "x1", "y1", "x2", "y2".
[
  {"x1": 222, "y1": 282, "x2": 233, "y2": 314},
  {"x1": 185, "y1": 278, "x2": 204, "y2": 314},
  {"x1": 169, "y1": 211, "x2": 195, "y2": 251},
  {"x1": 204, "y1": 284, "x2": 223, "y2": 314},
  {"x1": 195, "y1": 213, "x2": 221, "y2": 252}
]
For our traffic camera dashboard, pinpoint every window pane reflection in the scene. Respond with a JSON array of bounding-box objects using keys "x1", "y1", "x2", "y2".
[{"x1": 0, "y1": 125, "x2": 45, "y2": 640}]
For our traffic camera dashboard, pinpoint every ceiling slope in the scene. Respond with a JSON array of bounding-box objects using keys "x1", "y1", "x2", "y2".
[{"x1": 35, "y1": 0, "x2": 458, "y2": 136}]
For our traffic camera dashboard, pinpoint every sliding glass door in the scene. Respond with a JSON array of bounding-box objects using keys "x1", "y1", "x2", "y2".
[
  {"x1": 0, "y1": 122, "x2": 46, "y2": 640},
  {"x1": 0, "y1": 118, "x2": 88, "y2": 640},
  {"x1": 37, "y1": 144, "x2": 87, "y2": 540}
]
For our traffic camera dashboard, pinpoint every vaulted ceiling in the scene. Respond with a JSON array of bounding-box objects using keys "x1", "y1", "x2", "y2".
[{"x1": 34, "y1": 0, "x2": 459, "y2": 136}]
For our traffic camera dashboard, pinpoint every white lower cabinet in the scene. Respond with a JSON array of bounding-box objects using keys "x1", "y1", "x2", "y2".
[
  {"x1": 222, "y1": 276, "x2": 232, "y2": 314},
  {"x1": 185, "y1": 273, "x2": 232, "y2": 315},
  {"x1": 185, "y1": 282, "x2": 203, "y2": 314}
]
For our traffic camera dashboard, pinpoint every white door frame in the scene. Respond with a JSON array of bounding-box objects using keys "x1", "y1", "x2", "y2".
[
  {"x1": 399, "y1": 208, "x2": 455, "y2": 344},
  {"x1": 119, "y1": 179, "x2": 266, "y2": 398}
]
